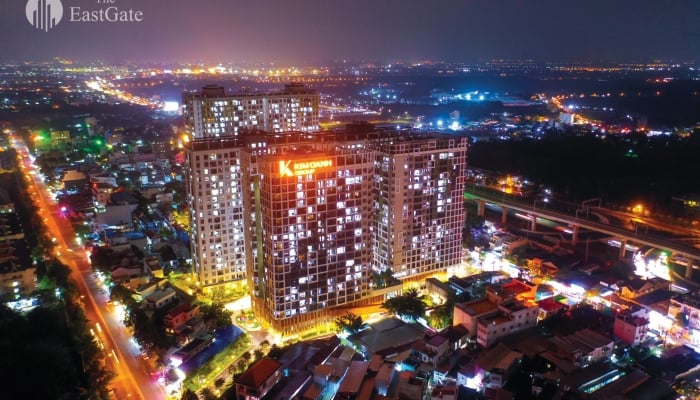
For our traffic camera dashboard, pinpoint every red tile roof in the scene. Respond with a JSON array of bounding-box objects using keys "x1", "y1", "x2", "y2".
[{"x1": 235, "y1": 357, "x2": 282, "y2": 388}]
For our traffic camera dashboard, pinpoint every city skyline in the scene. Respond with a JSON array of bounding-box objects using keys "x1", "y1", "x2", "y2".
[{"x1": 0, "y1": 0, "x2": 699, "y2": 64}]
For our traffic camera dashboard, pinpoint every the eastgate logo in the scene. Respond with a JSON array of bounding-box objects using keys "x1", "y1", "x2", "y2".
[
  {"x1": 26, "y1": 0, "x2": 144, "y2": 31},
  {"x1": 26, "y1": 0, "x2": 63, "y2": 32}
]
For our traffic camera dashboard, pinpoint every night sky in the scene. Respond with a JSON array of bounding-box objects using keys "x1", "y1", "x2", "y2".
[{"x1": 1, "y1": 0, "x2": 699, "y2": 64}]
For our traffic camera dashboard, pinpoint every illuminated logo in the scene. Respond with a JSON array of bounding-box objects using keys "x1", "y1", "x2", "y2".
[
  {"x1": 25, "y1": 0, "x2": 145, "y2": 30},
  {"x1": 279, "y1": 159, "x2": 333, "y2": 177},
  {"x1": 26, "y1": 0, "x2": 63, "y2": 32}
]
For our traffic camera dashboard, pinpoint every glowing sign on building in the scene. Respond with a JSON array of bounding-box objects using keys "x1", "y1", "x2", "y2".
[{"x1": 279, "y1": 158, "x2": 333, "y2": 177}]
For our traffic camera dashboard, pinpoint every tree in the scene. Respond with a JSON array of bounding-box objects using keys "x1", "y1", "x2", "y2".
[
  {"x1": 373, "y1": 268, "x2": 400, "y2": 289},
  {"x1": 267, "y1": 344, "x2": 284, "y2": 360},
  {"x1": 90, "y1": 246, "x2": 116, "y2": 275},
  {"x1": 200, "y1": 387, "x2": 218, "y2": 400},
  {"x1": 253, "y1": 348, "x2": 265, "y2": 361},
  {"x1": 428, "y1": 304, "x2": 453, "y2": 330},
  {"x1": 214, "y1": 377, "x2": 226, "y2": 389},
  {"x1": 382, "y1": 288, "x2": 427, "y2": 321},
  {"x1": 335, "y1": 312, "x2": 363, "y2": 334},
  {"x1": 241, "y1": 351, "x2": 252, "y2": 364},
  {"x1": 199, "y1": 302, "x2": 233, "y2": 329},
  {"x1": 180, "y1": 389, "x2": 199, "y2": 400}
]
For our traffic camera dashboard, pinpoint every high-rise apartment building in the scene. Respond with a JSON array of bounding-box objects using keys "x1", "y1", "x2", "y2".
[
  {"x1": 246, "y1": 147, "x2": 374, "y2": 333},
  {"x1": 184, "y1": 84, "x2": 319, "y2": 287},
  {"x1": 369, "y1": 134, "x2": 467, "y2": 281},
  {"x1": 182, "y1": 84, "x2": 319, "y2": 139},
  {"x1": 186, "y1": 137, "x2": 247, "y2": 286},
  {"x1": 185, "y1": 112, "x2": 467, "y2": 334}
]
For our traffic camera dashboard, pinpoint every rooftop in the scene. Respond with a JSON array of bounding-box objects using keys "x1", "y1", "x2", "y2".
[
  {"x1": 538, "y1": 297, "x2": 567, "y2": 313},
  {"x1": 477, "y1": 342, "x2": 523, "y2": 371},
  {"x1": 235, "y1": 357, "x2": 282, "y2": 388},
  {"x1": 456, "y1": 298, "x2": 499, "y2": 316},
  {"x1": 352, "y1": 318, "x2": 426, "y2": 355}
]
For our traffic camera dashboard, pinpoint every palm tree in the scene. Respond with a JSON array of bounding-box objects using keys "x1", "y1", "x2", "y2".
[
  {"x1": 180, "y1": 389, "x2": 198, "y2": 400},
  {"x1": 200, "y1": 387, "x2": 218, "y2": 400},
  {"x1": 335, "y1": 312, "x2": 364, "y2": 334},
  {"x1": 382, "y1": 288, "x2": 427, "y2": 321}
]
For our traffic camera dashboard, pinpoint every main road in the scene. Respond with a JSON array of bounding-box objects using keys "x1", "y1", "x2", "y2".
[{"x1": 13, "y1": 135, "x2": 166, "y2": 400}]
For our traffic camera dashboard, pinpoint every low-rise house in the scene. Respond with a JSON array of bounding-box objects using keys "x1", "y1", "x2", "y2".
[
  {"x1": 396, "y1": 371, "x2": 425, "y2": 400},
  {"x1": 337, "y1": 360, "x2": 369, "y2": 400},
  {"x1": 549, "y1": 329, "x2": 613, "y2": 367},
  {"x1": 95, "y1": 204, "x2": 137, "y2": 231},
  {"x1": 614, "y1": 310, "x2": 649, "y2": 345},
  {"x1": 144, "y1": 287, "x2": 177, "y2": 310},
  {"x1": 164, "y1": 303, "x2": 200, "y2": 334},
  {"x1": 537, "y1": 296, "x2": 567, "y2": 321},
  {"x1": 235, "y1": 357, "x2": 283, "y2": 400},
  {"x1": 430, "y1": 384, "x2": 458, "y2": 400},
  {"x1": 620, "y1": 277, "x2": 669, "y2": 299},
  {"x1": 475, "y1": 343, "x2": 523, "y2": 389},
  {"x1": 412, "y1": 333, "x2": 450, "y2": 367},
  {"x1": 476, "y1": 300, "x2": 538, "y2": 348},
  {"x1": 454, "y1": 299, "x2": 500, "y2": 336},
  {"x1": 134, "y1": 278, "x2": 168, "y2": 301}
]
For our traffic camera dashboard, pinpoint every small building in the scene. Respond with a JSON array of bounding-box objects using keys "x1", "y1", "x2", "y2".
[
  {"x1": 476, "y1": 301, "x2": 538, "y2": 348},
  {"x1": 134, "y1": 278, "x2": 168, "y2": 301},
  {"x1": 235, "y1": 358, "x2": 283, "y2": 400},
  {"x1": 549, "y1": 329, "x2": 614, "y2": 367},
  {"x1": 62, "y1": 170, "x2": 88, "y2": 191},
  {"x1": 337, "y1": 360, "x2": 369, "y2": 400},
  {"x1": 144, "y1": 287, "x2": 177, "y2": 310},
  {"x1": 0, "y1": 265, "x2": 36, "y2": 298},
  {"x1": 614, "y1": 310, "x2": 649, "y2": 345},
  {"x1": 396, "y1": 371, "x2": 424, "y2": 400},
  {"x1": 619, "y1": 277, "x2": 669, "y2": 299},
  {"x1": 475, "y1": 343, "x2": 523, "y2": 389},
  {"x1": 426, "y1": 277, "x2": 453, "y2": 304},
  {"x1": 164, "y1": 303, "x2": 200, "y2": 334},
  {"x1": 454, "y1": 299, "x2": 499, "y2": 336},
  {"x1": 537, "y1": 297, "x2": 567, "y2": 321}
]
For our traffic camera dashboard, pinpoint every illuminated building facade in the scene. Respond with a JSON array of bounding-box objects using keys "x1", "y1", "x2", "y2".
[
  {"x1": 369, "y1": 134, "x2": 467, "y2": 281},
  {"x1": 185, "y1": 137, "x2": 247, "y2": 286},
  {"x1": 248, "y1": 148, "x2": 374, "y2": 333},
  {"x1": 182, "y1": 84, "x2": 319, "y2": 139},
  {"x1": 185, "y1": 127, "x2": 469, "y2": 335}
]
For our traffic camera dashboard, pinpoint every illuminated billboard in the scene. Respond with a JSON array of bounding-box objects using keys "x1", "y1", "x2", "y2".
[{"x1": 279, "y1": 158, "x2": 333, "y2": 177}]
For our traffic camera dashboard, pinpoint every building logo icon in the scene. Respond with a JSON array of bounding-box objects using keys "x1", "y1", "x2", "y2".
[{"x1": 26, "y1": 0, "x2": 63, "y2": 32}]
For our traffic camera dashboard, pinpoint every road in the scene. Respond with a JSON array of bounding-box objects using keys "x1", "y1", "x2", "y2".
[{"x1": 13, "y1": 135, "x2": 165, "y2": 400}]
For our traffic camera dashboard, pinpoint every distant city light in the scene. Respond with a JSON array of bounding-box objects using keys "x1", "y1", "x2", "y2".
[{"x1": 163, "y1": 101, "x2": 179, "y2": 112}]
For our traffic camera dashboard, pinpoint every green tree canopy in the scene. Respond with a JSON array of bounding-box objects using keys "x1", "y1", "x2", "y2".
[
  {"x1": 382, "y1": 288, "x2": 427, "y2": 321},
  {"x1": 335, "y1": 312, "x2": 364, "y2": 334}
]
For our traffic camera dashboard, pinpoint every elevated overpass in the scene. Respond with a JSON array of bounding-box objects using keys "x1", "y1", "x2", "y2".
[{"x1": 465, "y1": 188, "x2": 700, "y2": 279}]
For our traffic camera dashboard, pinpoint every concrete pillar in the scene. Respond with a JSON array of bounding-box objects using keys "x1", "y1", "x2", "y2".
[
  {"x1": 530, "y1": 215, "x2": 537, "y2": 231},
  {"x1": 501, "y1": 207, "x2": 508, "y2": 225},
  {"x1": 477, "y1": 200, "x2": 486, "y2": 218},
  {"x1": 572, "y1": 225, "x2": 579, "y2": 246},
  {"x1": 619, "y1": 239, "x2": 627, "y2": 259},
  {"x1": 685, "y1": 260, "x2": 694, "y2": 279}
]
